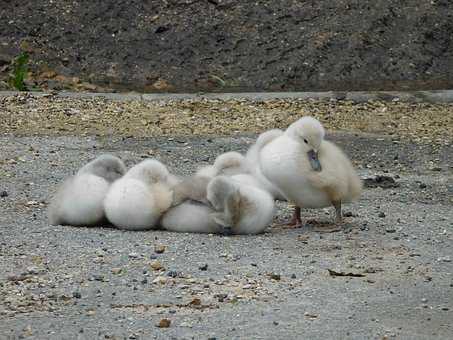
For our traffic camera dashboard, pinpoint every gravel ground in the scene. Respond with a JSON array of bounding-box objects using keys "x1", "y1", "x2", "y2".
[{"x1": 1, "y1": 95, "x2": 453, "y2": 339}]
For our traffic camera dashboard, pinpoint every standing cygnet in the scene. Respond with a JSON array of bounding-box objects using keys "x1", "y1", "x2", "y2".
[
  {"x1": 260, "y1": 116, "x2": 363, "y2": 226},
  {"x1": 48, "y1": 154, "x2": 126, "y2": 226},
  {"x1": 245, "y1": 129, "x2": 287, "y2": 200},
  {"x1": 160, "y1": 200, "x2": 223, "y2": 234},
  {"x1": 103, "y1": 159, "x2": 173, "y2": 230},
  {"x1": 206, "y1": 176, "x2": 275, "y2": 235},
  {"x1": 195, "y1": 151, "x2": 250, "y2": 178}
]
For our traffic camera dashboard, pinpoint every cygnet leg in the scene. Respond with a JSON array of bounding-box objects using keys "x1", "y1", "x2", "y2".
[
  {"x1": 333, "y1": 200, "x2": 342, "y2": 223},
  {"x1": 291, "y1": 206, "x2": 302, "y2": 227},
  {"x1": 279, "y1": 206, "x2": 302, "y2": 228}
]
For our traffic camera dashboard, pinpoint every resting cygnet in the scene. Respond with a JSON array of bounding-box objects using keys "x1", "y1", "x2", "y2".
[
  {"x1": 48, "y1": 154, "x2": 126, "y2": 226},
  {"x1": 245, "y1": 129, "x2": 287, "y2": 200},
  {"x1": 171, "y1": 175, "x2": 211, "y2": 206},
  {"x1": 206, "y1": 176, "x2": 275, "y2": 235},
  {"x1": 195, "y1": 151, "x2": 250, "y2": 178},
  {"x1": 103, "y1": 159, "x2": 173, "y2": 230},
  {"x1": 260, "y1": 116, "x2": 363, "y2": 226},
  {"x1": 160, "y1": 200, "x2": 223, "y2": 234}
]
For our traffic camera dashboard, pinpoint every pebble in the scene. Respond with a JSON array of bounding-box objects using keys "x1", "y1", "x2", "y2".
[
  {"x1": 128, "y1": 252, "x2": 139, "y2": 258},
  {"x1": 180, "y1": 322, "x2": 193, "y2": 328},
  {"x1": 154, "y1": 245, "x2": 166, "y2": 254},
  {"x1": 157, "y1": 319, "x2": 171, "y2": 328},
  {"x1": 166, "y1": 270, "x2": 179, "y2": 278},
  {"x1": 385, "y1": 227, "x2": 396, "y2": 233},
  {"x1": 269, "y1": 273, "x2": 281, "y2": 281},
  {"x1": 152, "y1": 276, "x2": 168, "y2": 284},
  {"x1": 378, "y1": 212, "x2": 386, "y2": 218},
  {"x1": 111, "y1": 268, "x2": 122, "y2": 275},
  {"x1": 438, "y1": 256, "x2": 451, "y2": 263},
  {"x1": 199, "y1": 263, "x2": 208, "y2": 271},
  {"x1": 150, "y1": 260, "x2": 164, "y2": 271}
]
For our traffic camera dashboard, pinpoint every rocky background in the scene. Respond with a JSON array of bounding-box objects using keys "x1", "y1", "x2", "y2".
[{"x1": 0, "y1": 0, "x2": 452, "y2": 92}]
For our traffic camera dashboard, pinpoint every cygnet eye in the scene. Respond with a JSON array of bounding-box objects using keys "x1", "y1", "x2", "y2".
[{"x1": 303, "y1": 139, "x2": 308, "y2": 144}]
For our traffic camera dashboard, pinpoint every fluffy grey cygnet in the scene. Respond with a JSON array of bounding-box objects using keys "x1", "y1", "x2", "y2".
[
  {"x1": 206, "y1": 175, "x2": 275, "y2": 235},
  {"x1": 103, "y1": 159, "x2": 174, "y2": 231},
  {"x1": 160, "y1": 200, "x2": 223, "y2": 234},
  {"x1": 196, "y1": 151, "x2": 250, "y2": 178},
  {"x1": 47, "y1": 154, "x2": 126, "y2": 226},
  {"x1": 171, "y1": 175, "x2": 211, "y2": 206}
]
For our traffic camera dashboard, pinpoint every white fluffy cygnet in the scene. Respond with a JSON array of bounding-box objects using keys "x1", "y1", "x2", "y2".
[
  {"x1": 103, "y1": 159, "x2": 173, "y2": 230},
  {"x1": 206, "y1": 175, "x2": 275, "y2": 235},
  {"x1": 160, "y1": 200, "x2": 223, "y2": 234},
  {"x1": 47, "y1": 154, "x2": 126, "y2": 226},
  {"x1": 246, "y1": 129, "x2": 287, "y2": 200},
  {"x1": 260, "y1": 116, "x2": 362, "y2": 225},
  {"x1": 195, "y1": 151, "x2": 250, "y2": 178}
]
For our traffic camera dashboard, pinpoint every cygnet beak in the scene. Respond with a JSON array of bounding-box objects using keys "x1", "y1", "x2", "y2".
[{"x1": 307, "y1": 149, "x2": 322, "y2": 172}]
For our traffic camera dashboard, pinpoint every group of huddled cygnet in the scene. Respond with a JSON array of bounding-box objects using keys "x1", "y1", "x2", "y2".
[{"x1": 48, "y1": 116, "x2": 363, "y2": 235}]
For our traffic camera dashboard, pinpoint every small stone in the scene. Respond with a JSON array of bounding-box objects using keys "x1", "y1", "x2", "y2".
[
  {"x1": 180, "y1": 322, "x2": 192, "y2": 328},
  {"x1": 304, "y1": 312, "x2": 318, "y2": 319},
  {"x1": 215, "y1": 293, "x2": 228, "y2": 302},
  {"x1": 23, "y1": 325, "x2": 33, "y2": 336},
  {"x1": 72, "y1": 291, "x2": 82, "y2": 299},
  {"x1": 156, "y1": 319, "x2": 171, "y2": 328},
  {"x1": 128, "y1": 252, "x2": 139, "y2": 258},
  {"x1": 438, "y1": 256, "x2": 451, "y2": 263},
  {"x1": 86, "y1": 310, "x2": 96, "y2": 316},
  {"x1": 189, "y1": 298, "x2": 201, "y2": 306},
  {"x1": 111, "y1": 268, "x2": 122, "y2": 275},
  {"x1": 150, "y1": 260, "x2": 164, "y2": 271},
  {"x1": 0, "y1": 190, "x2": 8, "y2": 198},
  {"x1": 199, "y1": 263, "x2": 208, "y2": 271},
  {"x1": 385, "y1": 227, "x2": 396, "y2": 233},
  {"x1": 154, "y1": 245, "x2": 166, "y2": 254},
  {"x1": 166, "y1": 270, "x2": 179, "y2": 278},
  {"x1": 378, "y1": 212, "x2": 386, "y2": 218},
  {"x1": 152, "y1": 276, "x2": 168, "y2": 284},
  {"x1": 269, "y1": 273, "x2": 281, "y2": 281}
]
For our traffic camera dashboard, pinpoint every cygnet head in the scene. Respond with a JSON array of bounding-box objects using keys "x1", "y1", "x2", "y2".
[
  {"x1": 206, "y1": 176, "x2": 237, "y2": 211},
  {"x1": 125, "y1": 159, "x2": 170, "y2": 185},
  {"x1": 286, "y1": 116, "x2": 325, "y2": 171},
  {"x1": 78, "y1": 154, "x2": 126, "y2": 182}
]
